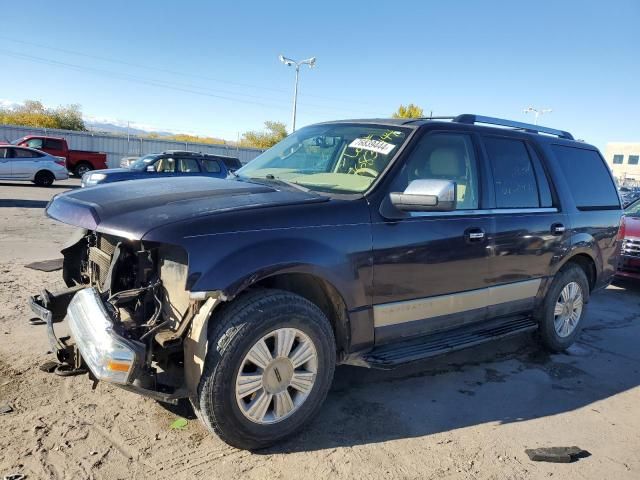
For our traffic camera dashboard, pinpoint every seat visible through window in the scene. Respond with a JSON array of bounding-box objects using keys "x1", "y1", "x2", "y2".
[{"x1": 403, "y1": 133, "x2": 479, "y2": 209}]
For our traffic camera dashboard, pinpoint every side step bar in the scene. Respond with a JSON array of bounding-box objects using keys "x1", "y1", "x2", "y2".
[{"x1": 360, "y1": 316, "x2": 538, "y2": 369}]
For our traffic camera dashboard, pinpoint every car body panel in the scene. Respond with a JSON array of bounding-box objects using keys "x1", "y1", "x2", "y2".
[
  {"x1": 0, "y1": 145, "x2": 68, "y2": 181},
  {"x1": 43, "y1": 118, "x2": 622, "y2": 356},
  {"x1": 81, "y1": 154, "x2": 233, "y2": 187},
  {"x1": 13, "y1": 135, "x2": 107, "y2": 172},
  {"x1": 617, "y1": 205, "x2": 640, "y2": 279}
]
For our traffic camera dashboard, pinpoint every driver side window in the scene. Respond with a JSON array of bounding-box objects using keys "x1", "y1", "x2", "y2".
[
  {"x1": 154, "y1": 157, "x2": 176, "y2": 173},
  {"x1": 393, "y1": 133, "x2": 479, "y2": 210}
]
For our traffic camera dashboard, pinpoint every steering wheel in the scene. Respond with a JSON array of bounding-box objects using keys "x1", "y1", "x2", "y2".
[{"x1": 353, "y1": 167, "x2": 379, "y2": 178}]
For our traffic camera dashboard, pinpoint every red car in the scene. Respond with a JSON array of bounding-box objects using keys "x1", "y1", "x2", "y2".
[
  {"x1": 11, "y1": 135, "x2": 108, "y2": 177},
  {"x1": 617, "y1": 198, "x2": 640, "y2": 279}
]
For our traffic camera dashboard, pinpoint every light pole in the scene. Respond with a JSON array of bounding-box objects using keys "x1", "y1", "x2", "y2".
[
  {"x1": 523, "y1": 106, "x2": 552, "y2": 125},
  {"x1": 279, "y1": 54, "x2": 316, "y2": 132}
]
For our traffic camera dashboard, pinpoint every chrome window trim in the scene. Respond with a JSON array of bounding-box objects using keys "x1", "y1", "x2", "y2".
[{"x1": 408, "y1": 207, "x2": 558, "y2": 217}]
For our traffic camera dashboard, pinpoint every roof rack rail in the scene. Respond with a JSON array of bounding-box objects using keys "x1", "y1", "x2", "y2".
[{"x1": 453, "y1": 114, "x2": 574, "y2": 140}]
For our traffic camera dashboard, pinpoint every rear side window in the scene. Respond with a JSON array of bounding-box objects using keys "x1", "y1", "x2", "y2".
[
  {"x1": 201, "y1": 159, "x2": 221, "y2": 173},
  {"x1": 0, "y1": 148, "x2": 8, "y2": 158},
  {"x1": 552, "y1": 145, "x2": 620, "y2": 210},
  {"x1": 12, "y1": 148, "x2": 41, "y2": 158},
  {"x1": 25, "y1": 138, "x2": 43, "y2": 149},
  {"x1": 44, "y1": 139, "x2": 64, "y2": 150},
  {"x1": 483, "y1": 137, "x2": 540, "y2": 208},
  {"x1": 178, "y1": 158, "x2": 200, "y2": 172}
]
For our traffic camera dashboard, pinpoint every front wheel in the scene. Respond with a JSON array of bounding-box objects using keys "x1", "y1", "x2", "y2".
[
  {"x1": 196, "y1": 289, "x2": 336, "y2": 450},
  {"x1": 536, "y1": 264, "x2": 590, "y2": 352}
]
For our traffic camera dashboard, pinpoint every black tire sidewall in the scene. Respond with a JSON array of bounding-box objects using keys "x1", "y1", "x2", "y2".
[
  {"x1": 35, "y1": 171, "x2": 54, "y2": 187},
  {"x1": 198, "y1": 291, "x2": 335, "y2": 449},
  {"x1": 75, "y1": 163, "x2": 92, "y2": 177},
  {"x1": 538, "y1": 265, "x2": 589, "y2": 351}
]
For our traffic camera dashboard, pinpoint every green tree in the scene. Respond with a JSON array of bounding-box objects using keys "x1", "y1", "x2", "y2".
[
  {"x1": 0, "y1": 100, "x2": 87, "y2": 131},
  {"x1": 240, "y1": 121, "x2": 288, "y2": 149},
  {"x1": 392, "y1": 103, "x2": 424, "y2": 119}
]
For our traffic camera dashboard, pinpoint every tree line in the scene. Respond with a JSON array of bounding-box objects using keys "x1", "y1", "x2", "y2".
[{"x1": 0, "y1": 99, "x2": 426, "y2": 149}]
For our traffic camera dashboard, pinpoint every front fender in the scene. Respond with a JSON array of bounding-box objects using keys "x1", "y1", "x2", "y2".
[{"x1": 186, "y1": 227, "x2": 372, "y2": 311}]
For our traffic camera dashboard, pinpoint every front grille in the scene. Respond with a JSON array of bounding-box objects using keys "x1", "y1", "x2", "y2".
[
  {"x1": 89, "y1": 234, "x2": 120, "y2": 288},
  {"x1": 622, "y1": 237, "x2": 640, "y2": 258}
]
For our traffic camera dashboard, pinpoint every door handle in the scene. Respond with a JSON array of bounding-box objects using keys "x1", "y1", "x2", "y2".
[
  {"x1": 551, "y1": 223, "x2": 566, "y2": 235},
  {"x1": 465, "y1": 227, "x2": 485, "y2": 242}
]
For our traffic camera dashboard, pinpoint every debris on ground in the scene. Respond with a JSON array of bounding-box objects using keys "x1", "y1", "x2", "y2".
[
  {"x1": 0, "y1": 404, "x2": 13, "y2": 414},
  {"x1": 24, "y1": 258, "x2": 63, "y2": 272},
  {"x1": 525, "y1": 446, "x2": 591, "y2": 463},
  {"x1": 38, "y1": 361, "x2": 58, "y2": 373},
  {"x1": 170, "y1": 418, "x2": 188, "y2": 430}
]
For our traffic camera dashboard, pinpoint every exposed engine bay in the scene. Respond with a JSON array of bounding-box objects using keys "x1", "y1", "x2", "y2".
[
  {"x1": 63, "y1": 231, "x2": 192, "y2": 344},
  {"x1": 41, "y1": 229, "x2": 200, "y2": 398}
]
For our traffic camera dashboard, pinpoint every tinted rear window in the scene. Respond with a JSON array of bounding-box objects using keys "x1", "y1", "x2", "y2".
[
  {"x1": 484, "y1": 137, "x2": 540, "y2": 208},
  {"x1": 551, "y1": 145, "x2": 620, "y2": 210}
]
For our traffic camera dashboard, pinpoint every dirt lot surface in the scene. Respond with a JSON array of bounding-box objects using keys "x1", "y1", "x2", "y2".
[{"x1": 1, "y1": 179, "x2": 639, "y2": 479}]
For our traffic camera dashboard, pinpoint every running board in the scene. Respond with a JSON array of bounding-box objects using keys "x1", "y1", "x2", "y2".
[{"x1": 359, "y1": 317, "x2": 538, "y2": 369}]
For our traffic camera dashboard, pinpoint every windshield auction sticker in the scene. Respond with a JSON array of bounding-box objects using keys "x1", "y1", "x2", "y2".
[{"x1": 348, "y1": 138, "x2": 396, "y2": 155}]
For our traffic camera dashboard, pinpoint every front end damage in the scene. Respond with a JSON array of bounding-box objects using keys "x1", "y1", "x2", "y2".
[{"x1": 29, "y1": 230, "x2": 214, "y2": 404}]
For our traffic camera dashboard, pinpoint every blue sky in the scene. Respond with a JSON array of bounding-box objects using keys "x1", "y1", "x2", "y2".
[{"x1": 0, "y1": 0, "x2": 638, "y2": 149}]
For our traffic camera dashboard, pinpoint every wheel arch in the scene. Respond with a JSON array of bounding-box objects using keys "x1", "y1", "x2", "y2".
[
  {"x1": 249, "y1": 272, "x2": 351, "y2": 355},
  {"x1": 556, "y1": 251, "x2": 597, "y2": 292}
]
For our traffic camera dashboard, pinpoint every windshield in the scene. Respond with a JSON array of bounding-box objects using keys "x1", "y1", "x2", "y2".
[
  {"x1": 236, "y1": 124, "x2": 410, "y2": 193},
  {"x1": 625, "y1": 198, "x2": 640, "y2": 217},
  {"x1": 130, "y1": 154, "x2": 160, "y2": 171},
  {"x1": 10, "y1": 137, "x2": 23, "y2": 145}
]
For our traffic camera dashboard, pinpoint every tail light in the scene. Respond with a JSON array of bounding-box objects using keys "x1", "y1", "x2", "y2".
[
  {"x1": 618, "y1": 215, "x2": 626, "y2": 241},
  {"x1": 54, "y1": 156, "x2": 67, "y2": 167}
]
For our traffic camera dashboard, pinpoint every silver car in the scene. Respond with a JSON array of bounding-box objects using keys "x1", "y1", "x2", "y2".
[{"x1": 0, "y1": 145, "x2": 69, "y2": 186}]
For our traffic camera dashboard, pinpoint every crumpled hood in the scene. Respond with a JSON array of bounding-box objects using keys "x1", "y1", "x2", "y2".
[{"x1": 46, "y1": 176, "x2": 326, "y2": 239}]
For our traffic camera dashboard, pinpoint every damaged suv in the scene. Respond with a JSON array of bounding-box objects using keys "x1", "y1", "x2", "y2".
[{"x1": 30, "y1": 115, "x2": 622, "y2": 449}]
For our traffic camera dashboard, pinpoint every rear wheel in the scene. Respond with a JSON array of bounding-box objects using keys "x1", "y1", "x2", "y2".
[
  {"x1": 195, "y1": 289, "x2": 336, "y2": 450},
  {"x1": 74, "y1": 162, "x2": 92, "y2": 177},
  {"x1": 33, "y1": 170, "x2": 55, "y2": 187},
  {"x1": 537, "y1": 264, "x2": 589, "y2": 351}
]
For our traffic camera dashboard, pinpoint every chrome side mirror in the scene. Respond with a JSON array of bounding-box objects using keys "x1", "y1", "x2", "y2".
[
  {"x1": 146, "y1": 165, "x2": 156, "y2": 172},
  {"x1": 390, "y1": 179, "x2": 457, "y2": 212}
]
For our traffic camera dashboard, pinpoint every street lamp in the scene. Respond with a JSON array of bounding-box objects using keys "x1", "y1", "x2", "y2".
[
  {"x1": 523, "y1": 106, "x2": 552, "y2": 125},
  {"x1": 279, "y1": 54, "x2": 316, "y2": 132}
]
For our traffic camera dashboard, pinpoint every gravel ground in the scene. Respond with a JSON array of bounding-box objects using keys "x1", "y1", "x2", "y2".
[{"x1": 0, "y1": 179, "x2": 639, "y2": 479}]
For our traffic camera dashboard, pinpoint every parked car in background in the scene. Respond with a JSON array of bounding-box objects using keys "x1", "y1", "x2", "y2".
[
  {"x1": 81, "y1": 150, "x2": 233, "y2": 187},
  {"x1": 12, "y1": 135, "x2": 108, "y2": 177},
  {"x1": 619, "y1": 186, "x2": 640, "y2": 207},
  {"x1": 119, "y1": 156, "x2": 140, "y2": 168},
  {"x1": 30, "y1": 114, "x2": 622, "y2": 449},
  {"x1": 617, "y1": 197, "x2": 640, "y2": 280},
  {"x1": 0, "y1": 145, "x2": 68, "y2": 186}
]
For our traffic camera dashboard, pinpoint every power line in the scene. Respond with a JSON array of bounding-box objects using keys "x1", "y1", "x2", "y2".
[
  {"x1": 0, "y1": 48, "x2": 382, "y2": 117},
  {"x1": 0, "y1": 36, "x2": 377, "y2": 107}
]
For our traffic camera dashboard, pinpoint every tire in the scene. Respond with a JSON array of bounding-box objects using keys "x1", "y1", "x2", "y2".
[
  {"x1": 536, "y1": 264, "x2": 590, "y2": 352},
  {"x1": 74, "y1": 163, "x2": 92, "y2": 177},
  {"x1": 195, "y1": 289, "x2": 336, "y2": 450},
  {"x1": 33, "y1": 170, "x2": 55, "y2": 187}
]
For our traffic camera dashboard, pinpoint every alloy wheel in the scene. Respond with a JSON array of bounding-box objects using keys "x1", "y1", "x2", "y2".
[
  {"x1": 553, "y1": 281, "x2": 584, "y2": 337},
  {"x1": 235, "y1": 328, "x2": 318, "y2": 424}
]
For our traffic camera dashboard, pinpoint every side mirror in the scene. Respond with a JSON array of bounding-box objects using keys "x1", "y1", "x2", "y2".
[
  {"x1": 146, "y1": 165, "x2": 156, "y2": 172},
  {"x1": 390, "y1": 179, "x2": 456, "y2": 212}
]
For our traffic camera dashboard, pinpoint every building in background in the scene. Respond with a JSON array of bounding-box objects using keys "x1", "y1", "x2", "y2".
[{"x1": 604, "y1": 142, "x2": 640, "y2": 186}]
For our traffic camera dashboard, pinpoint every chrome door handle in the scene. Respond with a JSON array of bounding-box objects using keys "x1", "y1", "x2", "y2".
[{"x1": 551, "y1": 223, "x2": 566, "y2": 235}]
